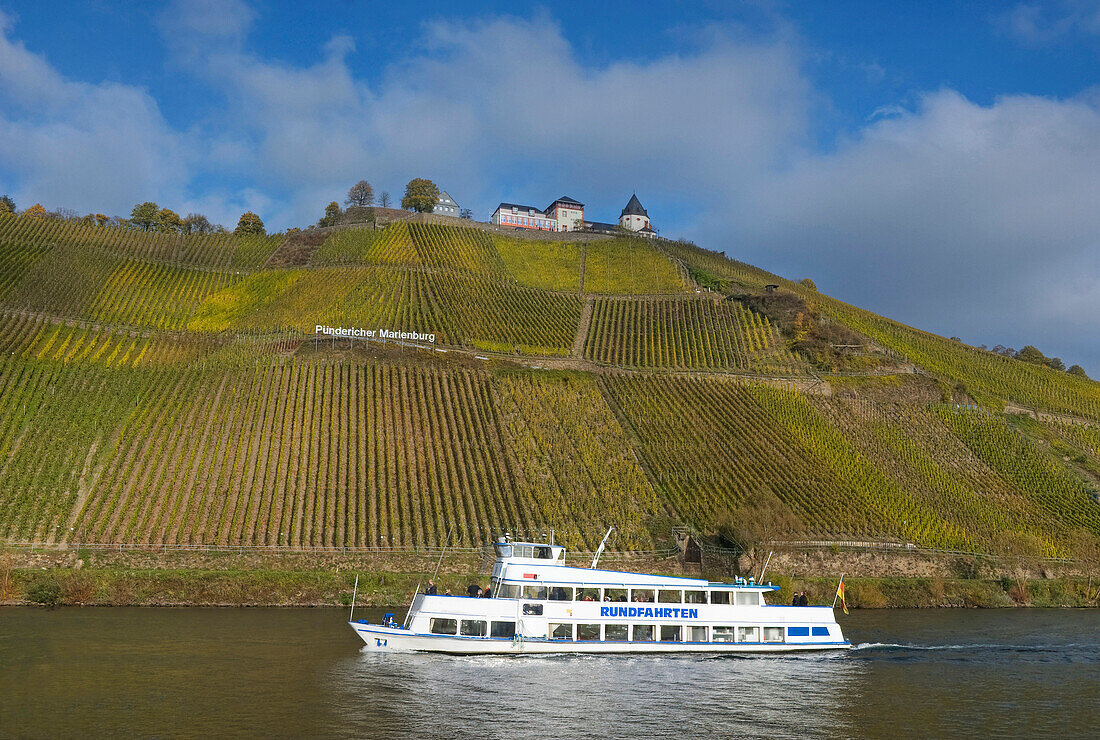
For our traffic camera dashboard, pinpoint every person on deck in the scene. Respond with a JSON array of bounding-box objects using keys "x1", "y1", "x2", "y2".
[
  {"x1": 792, "y1": 592, "x2": 800, "y2": 606},
  {"x1": 481, "y1": 586, "x2": 492, "y2": 598},
  {"x1": 798, "y1": 592, "x2": 809, "y2": 607},
  {"x1": 425, "y1": 580, "x2": 438, "y2": 595},
  {"x1": 467, "y1": 584, "x2": 481, "y2": 598}
]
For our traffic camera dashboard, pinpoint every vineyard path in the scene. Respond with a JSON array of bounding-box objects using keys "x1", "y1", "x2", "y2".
[{"x1": 572, "y1": 297, "x2": 594, "y2": 358}]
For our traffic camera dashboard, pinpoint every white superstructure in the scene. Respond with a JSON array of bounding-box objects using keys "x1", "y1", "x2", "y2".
[{"x1": 350, "y1": 540, "x2": 849, "y2": 654}]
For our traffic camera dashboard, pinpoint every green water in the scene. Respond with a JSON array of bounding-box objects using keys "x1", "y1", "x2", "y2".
[{"x1": 1, "y1": 607, "x2": 1097, "y2": 738}]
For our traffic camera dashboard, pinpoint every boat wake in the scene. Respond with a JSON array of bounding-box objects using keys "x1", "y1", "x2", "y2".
[{"x1": 850, "y1": 642, "x2": 1067, "y2": 653}]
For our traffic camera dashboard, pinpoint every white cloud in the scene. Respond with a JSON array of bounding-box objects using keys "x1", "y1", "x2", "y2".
[
  {"x1": 731, "y1": 89, "x2": 1100, "y2": 372},
  {"x1": 1001, "y1": 1, "x2": 1100, "y2": 44},
  {"x1": 165, "y1": 8, "x2": 812, "y2": 226},
  {"x1": 0, "y1": 9, "x2": 185, "y2": 214}
]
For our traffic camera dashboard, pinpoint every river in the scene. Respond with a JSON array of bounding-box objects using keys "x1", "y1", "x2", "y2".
[{"x1": 1, "y1": 607, "x2": 1097, "y2": 738}]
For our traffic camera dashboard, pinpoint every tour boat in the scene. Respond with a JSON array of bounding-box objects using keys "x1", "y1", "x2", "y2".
[{"x1": 349, "y1": 539, "x2": 850, "y2": 654}]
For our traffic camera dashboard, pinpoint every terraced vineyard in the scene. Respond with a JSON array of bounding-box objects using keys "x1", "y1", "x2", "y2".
[
  {"x1": 494, "y1": 234, "x2": 583, "y2": 292},
  {"x1": 584, "y1": 237, "x2": 689, "y2": 294},
  {"x1": 585, "y1": 296, "x2": 803, "y2": 373},
  {"x1": 0, "y1": 214, "x2": 281, "y2": 270},
  {"x1": 0, "y1": 212, "x2": 1099, "y2": 558}
]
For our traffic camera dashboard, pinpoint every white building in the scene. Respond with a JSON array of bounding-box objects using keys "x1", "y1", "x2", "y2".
[
  {"x1": 491, "y1": 193, "x2": 655, "y2": 236},
  {"x1": 619, "y1": 193, "x2": 655, "y2": 236},
  {"x1": 491, "y1": 196, "x2": 585, "y2": 232}
]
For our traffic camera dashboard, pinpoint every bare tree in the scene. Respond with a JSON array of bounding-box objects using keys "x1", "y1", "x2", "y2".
[
  {"x1": 995, "y1": 531, "x2": 1044, "y2": 604},
  {"x1": 345, "y1": 180, "x2": 374, "y2": 208},
  {"x1": 378, "y1": 191, "x2": 391, "y2": 208},
  {"x1": 713, "y1": 491, "x2": 802, "y2": 577}
]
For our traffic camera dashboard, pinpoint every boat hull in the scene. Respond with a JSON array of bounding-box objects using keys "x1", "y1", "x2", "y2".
[{"x1": 350, "y1": 622, "x2": 850, "y2": 655}]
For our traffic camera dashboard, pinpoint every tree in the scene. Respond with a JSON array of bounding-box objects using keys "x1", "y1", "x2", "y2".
[
  {"x1": 345, "y1": 180, "x2": 374, "y2": 208},
  {"x1": 24, "y1": 203, "x2": 48, "y2": 218},
  {"x1": 1014, "y1": 345, "x2": 1047, "y2": 366},
  {"x1": 94, "y1": 214, "x2": 109, "y2": 227},
  {"x1": 994, "y1": 531, "x2": 1044, "y2": 604},
  {"x1": 130, "y1": 201, "x2": 159, "y2": 231},
  {"x1": 799, "y1": 278, "x2": 817, "y2": 291},
  {"x1": 712, "y1": 491, "x2": 802, "y2": 577},
  {"x1": 318, "y1": 201, "x2": 342, "y2": 228},
  {"x1": 1074, "y1": 529, "x2": 1100, "y2": 603},
  {"x1": 378, "y1": 191, "x2": 391, "y2": 208},
  {"x1": 1068, "y1": 365, "x2": 1089, "y2": 379},
  {"x1": 0, "y1": 195, "x2": 15, "y2": 213},
  {"x1": 234, "y1": 211, "x2": 265, "y2": 236},
  {"x1": 401, "y1": 178, "x2": 440, "y2": 213},
  {"x1": 1046, "y1": 356, "x2": 1065, "y2": 372},
  {"x1": 156, "y1": 208, "x2": 182, "y2": 233},
  {"x1": 181, "y1": 213, "x2": 214, "y2": 235}
]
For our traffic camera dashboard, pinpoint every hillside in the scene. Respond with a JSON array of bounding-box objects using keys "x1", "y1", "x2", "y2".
[{"x1": 0, "y1": 212, "x2": 1098, "y2": 559}]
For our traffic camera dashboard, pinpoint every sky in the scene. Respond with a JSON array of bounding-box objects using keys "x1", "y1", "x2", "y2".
[{"x1": 1, "y1": 1, "x2": 1099, "y2": 374}]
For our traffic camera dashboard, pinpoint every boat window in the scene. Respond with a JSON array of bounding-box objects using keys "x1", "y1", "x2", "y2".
[
  {"x1": 460, "y1": 620, "x2": 487, "y2": 637},
  {"x1": 549, "y1": 623, "x2": 573, "y2": 640},
  {"x1": 688, "y1": 626, "x2": 708, "y2": 642},
  {"x1": 499, "y1": 583, "x2": 522, "y2": 599},
  {"x1": 735, "y1": 592, "x2": 760, "y2": 606},
  {"x1": 812, "y1": 626, "x2": 831, "y2": 637},
  {"x1": 493, "y1": 543, "x2": 513, "y2": 558},
  {"x1": 491, "y1": 621, "x2": 516, "y2": 639},
  {"x1": 630, "y1": 588, "x2": 654, "y2": 603},
  {"x1": 577, "y1": 587, "x2": 600, "y2": 602},
  {"x1": 522, "y1": 603, "x2": 543, "y2": 616},
  {"x1": 711, "y1": 626, "x2": 736, "y2": 643},
  {"x1": 605, "y1": 588, "x2": 627, "y2": 602},
  {"x1": 430, "y1": 618, "x2": 457, "y2": 635},
  {"x1": 787, "y1": 626, "x2": 810, "y2": 637},
  {"x1": 632, "y1": 624, "x2": 655, "y2": 641},
  {"x1": 604, "y1": 624, "x2": 629, "y2": 641},
  {"x1": 658, "y1": 590, "x2": 682, "y2": 604},
  {"x1": 660, "y1": 625, "x2": 682, "y2": 642},
  {"x1": 522, "y1": 585, "x2": 547, "y2": 600},
  {"x1": 710, "y1": 591, "x2": 731, "y2": 605},
  {"x1": 577, "y1": 624, "x2": 601, "y2": 641},
  {"x1": 763, "y1": 627, "x2": 784, "y2": 643},
  {"x1": 737, "y1": 626, "x2": 760, "y2": 643},
  {"x1": 548, "y1": 586, "x2": 573, "y2": 601},
  {"x1": 684, "y1": 590, "x2": 707, "y2": 604},
  {"x1": 536, "y1": 546, "x2": 553, "y2": 559}
]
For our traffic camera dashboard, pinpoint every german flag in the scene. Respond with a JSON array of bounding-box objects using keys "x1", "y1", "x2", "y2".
[{"x1": 835, "y1": 578, "x2": 849, "y2": 615}]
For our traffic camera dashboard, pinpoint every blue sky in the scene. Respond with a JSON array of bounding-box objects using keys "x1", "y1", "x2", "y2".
[{"x1": 1, "y1": 1, "x2": 1100, "y2": 374}]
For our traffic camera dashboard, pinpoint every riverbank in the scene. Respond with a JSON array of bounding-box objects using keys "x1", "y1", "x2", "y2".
[{"x1": 3, "y1": 553, "x2": 1096, "y2": 608}]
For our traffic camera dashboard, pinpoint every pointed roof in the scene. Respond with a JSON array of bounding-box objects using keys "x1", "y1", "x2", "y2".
[{"x1": 621, "y1": 193, "x2": 647, "y2": 217}]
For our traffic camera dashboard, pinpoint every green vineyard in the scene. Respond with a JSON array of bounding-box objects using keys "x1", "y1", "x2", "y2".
[
  {"x1": 585, "y1": 296, "x2": 802, "y2": 373},
  {"x1": 0, "y1": 211, "x2": 1098, "y2": 558}
]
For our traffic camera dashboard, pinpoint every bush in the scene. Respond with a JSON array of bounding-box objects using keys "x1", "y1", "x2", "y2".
[{"x1": 27, "y1": 579, "x2": 63, "y2": 608}]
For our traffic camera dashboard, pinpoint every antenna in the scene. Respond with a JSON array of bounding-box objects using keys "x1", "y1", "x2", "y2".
[{"x1": 349, "y1": 574, "x2": 359, "y2": 623}]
